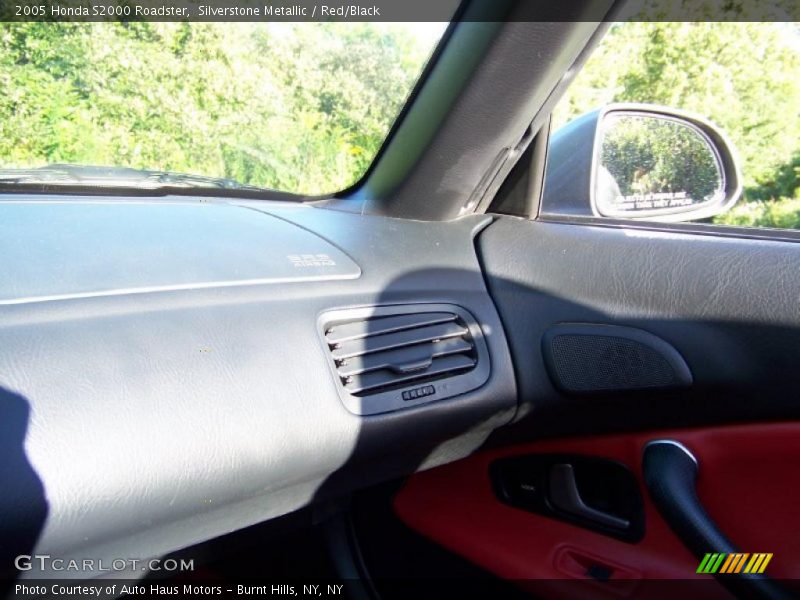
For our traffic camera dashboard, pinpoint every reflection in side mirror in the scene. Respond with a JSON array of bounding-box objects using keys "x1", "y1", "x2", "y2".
[
  {"x1": 542, "y1": 103, "x2": 742, "y2": 223},
  {"x1": 596, "y1": 115, "x2": 724, "y2": 218}
]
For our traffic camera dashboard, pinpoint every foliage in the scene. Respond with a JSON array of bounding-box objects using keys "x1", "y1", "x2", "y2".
[
  {"x1": 715, "y1": 197, "x2": 800, "y2": 229},
  {"x1": 553, "y1": 22, "x2": 800, "y2": 228},
  {"x1": 600, "y1": 115, "x2": 720, "y2": 202},
  {"x1": 0, "y1": 23, "x2": 433, "y2": 194},
  {"x1": 2, "y1": 20, "x2": 799, "y2": 229}
]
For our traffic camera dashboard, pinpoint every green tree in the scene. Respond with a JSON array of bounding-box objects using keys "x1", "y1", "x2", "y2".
[
  {"x1": 553, "y1": 22, "x2": 800, "y2": 227},
  {"x1": 601, "y1": 115, "x2": 721, "y2": 202},
  {"x1": 0, "y1": 22, "x2": 434, "y2": 194}
]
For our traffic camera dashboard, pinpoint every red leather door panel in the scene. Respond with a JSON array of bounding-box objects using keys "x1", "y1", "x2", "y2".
[{"x1": 394, "y1": 423, "x2": 800, "y2": 598}]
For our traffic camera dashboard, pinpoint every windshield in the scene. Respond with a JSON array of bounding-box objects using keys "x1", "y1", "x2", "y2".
[{"x1": 0, "y1": 22, "x2": 448, "y2": 195}]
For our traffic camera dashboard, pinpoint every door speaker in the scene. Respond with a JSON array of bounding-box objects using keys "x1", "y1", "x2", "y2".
[{"x1": 542, "y1": 324, "x2": 692, "y2": 394}]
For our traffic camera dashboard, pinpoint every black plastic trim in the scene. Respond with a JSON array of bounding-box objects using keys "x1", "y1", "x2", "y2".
[
  {"x1": 491, "y1": 453, "x2": 645, "y2": 543},
  {"x1": 320, "y1": 303, "x2": 491, "y2": 415},
  {"x1": 539, "y1": 214, "x2": 800, "y2": 244}
]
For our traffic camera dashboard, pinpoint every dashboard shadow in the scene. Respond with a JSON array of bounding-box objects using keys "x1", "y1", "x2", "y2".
[{"x1": 0, "y1": 386, "x2": 48, "y2": 585}]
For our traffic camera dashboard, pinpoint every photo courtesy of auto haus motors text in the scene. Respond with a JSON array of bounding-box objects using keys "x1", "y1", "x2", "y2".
[{"x1": 13, "y1": 584, "x2": 346, "y2": 597}]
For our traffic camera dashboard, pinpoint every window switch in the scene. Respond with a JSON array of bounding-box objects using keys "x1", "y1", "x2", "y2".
[{"x1": 586, "y1": 564, "x2": 613, "y2": 582}]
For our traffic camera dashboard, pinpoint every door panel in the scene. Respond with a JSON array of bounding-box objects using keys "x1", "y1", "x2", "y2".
[
  {"x1": 395, "y1": 423, "x2": 800, "y2": 597},
  {"x1": 476, "y1": 218, "x2": 800, "y2": 439},
  {"x1": 391, "y1": 216, "x2": 800, "y2": 598}
]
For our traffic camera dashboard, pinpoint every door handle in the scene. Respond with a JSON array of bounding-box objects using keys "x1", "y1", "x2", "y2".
[
  {"x1": 549, "y1": 463, "x2": 630, "y2": 530},
  {"x1": 643, "y1": 440, "x2": 790, "y2": 600}
]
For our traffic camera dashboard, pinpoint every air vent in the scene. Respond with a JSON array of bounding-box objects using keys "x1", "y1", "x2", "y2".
[{"x1": 321, "y1": 305, "x2": 490, "y2": 415}]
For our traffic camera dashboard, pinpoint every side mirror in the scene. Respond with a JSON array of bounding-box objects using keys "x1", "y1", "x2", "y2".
[{"x1": 543, "y1": 103, "x2": 742, "y2": 222}]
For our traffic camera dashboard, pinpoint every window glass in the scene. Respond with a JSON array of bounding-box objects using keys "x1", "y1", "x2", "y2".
[
  {"x1": 0, "y1": 22, "x2": 447, "y2": 195},
  {"x1": 548, "y1": 22, "x2": 800, "y2": 229}
]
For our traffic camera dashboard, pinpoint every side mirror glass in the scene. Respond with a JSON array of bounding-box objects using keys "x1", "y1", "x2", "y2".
[
  {"x1": 543, "y1": 103, "x2": 742, "y2": 223},
  {"x1": 595, "y1": 114, "x2": 724, "y2": 218}
]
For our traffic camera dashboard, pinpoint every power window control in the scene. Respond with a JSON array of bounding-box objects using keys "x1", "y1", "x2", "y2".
[{"x1": 586, "y1": 564, "x2": 613, "y2": 582}]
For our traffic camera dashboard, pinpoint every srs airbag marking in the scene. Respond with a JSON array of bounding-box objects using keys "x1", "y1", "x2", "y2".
[{"x1": 287, "y1": 253, "x2": 336, "y2": 267}]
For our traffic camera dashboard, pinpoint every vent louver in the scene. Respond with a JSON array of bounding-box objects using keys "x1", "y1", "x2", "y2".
[
  {"x1": 325, "y1": 311, "x2": 477, "y2": 396},
  {"x1": 321, "y1": 305, "x2": 490, "y2": 415}
]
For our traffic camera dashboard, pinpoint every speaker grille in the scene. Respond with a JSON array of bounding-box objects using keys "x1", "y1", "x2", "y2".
[{"x1": 549, "y1": 333, "x2": 678, "y2": 393}]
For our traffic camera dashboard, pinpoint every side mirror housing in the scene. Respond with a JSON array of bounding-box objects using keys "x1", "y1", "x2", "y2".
[{"x1": 542, "y1": 103, "x2": 742, "y2": 222}]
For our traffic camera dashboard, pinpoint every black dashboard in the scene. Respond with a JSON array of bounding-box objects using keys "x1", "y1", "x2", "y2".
[{"x1": 0, "y1": 197, "x2": 517, "y2": 578}]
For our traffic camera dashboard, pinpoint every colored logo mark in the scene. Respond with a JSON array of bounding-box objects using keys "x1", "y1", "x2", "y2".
[{"x1": 697, "y1": 553, "x2": 773, "y2": 574}]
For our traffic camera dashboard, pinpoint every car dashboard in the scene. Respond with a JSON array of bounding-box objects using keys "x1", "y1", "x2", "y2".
[{"x1": 0, "y1": 197, "x2": 517, "y2": 578}]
